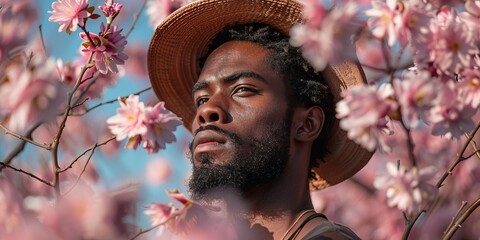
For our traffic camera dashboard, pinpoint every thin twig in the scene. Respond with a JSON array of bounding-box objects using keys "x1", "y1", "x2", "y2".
[
  {"x1": 465, "y1": 133, "x2": 480, "y2": 160},
  {"x1": 71, "y1": 86, "x2": 152, "y2": 116},
  {"x1": 436, "y1": 122, "x2": 480, "y2": 188},
  {"x1": 1, "y1": 122, "x2": 42, "y2": 172},
  {"x1": 461, "y1": 149, "x2": 480, "y2": 161},
  {"x1": 129, "y1": 212, "x2": 180, "y2": 240},
  {"x1": 402, "y1": 210, "x2": 425, "y2": 240},
  {"x1": 443, "y1": 198, "x2": 480, "y2": 240},
  {"x1": 38, "y1": 25, "x2": 48, "y2": 59},
  {"x1": 444, "y1": 201, "x2": 468, "y2": 235},
  {"x1": 125, "y1": 0, "x2": 148, "y2": 38},
  {"x1": 0, "y1": 162, "x2": 52, "y2": 186},
  {"x1": 60, "y1": 142, "x2": 98, "y2": 196},
  {"x1": 0, "y1": 123, "x2": 50, "y2": 150},
  {"x1": 58, "y1": 136, "x2": 116, "y2": 173},
  {"x1": 71, "y1": 97, "x2": 90, "y2": 110}
]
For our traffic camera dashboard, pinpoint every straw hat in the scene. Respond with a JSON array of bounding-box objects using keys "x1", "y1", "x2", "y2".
[{"x1": 148, "y1": 0, "x2": 373, "y2": 190}]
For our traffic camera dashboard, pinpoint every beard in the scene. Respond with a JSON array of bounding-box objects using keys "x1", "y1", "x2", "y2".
[{"x1": 187, "y1": 117, "x2": 292, "y2": 201}]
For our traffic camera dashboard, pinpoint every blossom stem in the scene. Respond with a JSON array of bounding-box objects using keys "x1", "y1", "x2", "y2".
[
  {"x1": 435, "y1": 121, "x2": 480, "y2": 188},
  {"x1": 125, "y1": 0, "x2": 147, "y2": 38},
  {"x1": 0, "y1": 162, "x2": 53, "y2": 186},
  {"x1": 129, "y1": 212, "x2": 180, "y2": 240},
  {"x1": 442, "y1": 198, "x2": 480, "y2": 240},
  {"x1": 0, "y1": 123, "x2": 50, "y2": 150},
  {"x1": 465, "y1": 133, "x2": 480, "y2": 160},
  {"x1": 79, "y1": 24, "x2": 96, "y2": 47}
]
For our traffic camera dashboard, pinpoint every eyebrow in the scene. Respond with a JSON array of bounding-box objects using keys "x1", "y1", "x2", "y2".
[{"x1": 191, "y1": 71, "x2": 267, "y2": 96}]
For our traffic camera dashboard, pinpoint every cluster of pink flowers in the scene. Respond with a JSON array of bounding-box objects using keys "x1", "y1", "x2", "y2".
[
  {"x1": 79, "y1": 23, "x2": 128, "y2": 74},
  {"x1": 336, "y1": 83, "x2": 397, "y2": 152},
  {"x1": 107, "y1": 95, "x2": 182, "y2": 154},
  {"x1": 373, "y1": 162, "x2": 438, "y2": 214},
  {"x1": 290, "y1": 0, "x2": 360, "y2": 71}
]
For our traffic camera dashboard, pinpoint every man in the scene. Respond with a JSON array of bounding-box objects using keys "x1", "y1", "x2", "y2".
[{"x1": 148, "y1": 0, "x2": 372, "y2": 239}]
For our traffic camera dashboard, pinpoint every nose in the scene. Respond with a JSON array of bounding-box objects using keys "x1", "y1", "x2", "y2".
[{"x1": 193, "y1": 95, "x2": 228, "y2": 128}]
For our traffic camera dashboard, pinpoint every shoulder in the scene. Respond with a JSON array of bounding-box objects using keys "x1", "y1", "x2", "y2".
[{"x1": 301, "y1": 221, "x2": 361, "y2": 240}]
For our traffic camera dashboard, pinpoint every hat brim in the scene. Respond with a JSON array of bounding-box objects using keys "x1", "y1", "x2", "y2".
[{"x1": 148, "y1": 0, "x2": 373, "y2": 190}]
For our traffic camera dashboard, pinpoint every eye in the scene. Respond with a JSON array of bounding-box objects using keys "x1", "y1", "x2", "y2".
[
  {"x1": 233, "y1": 86, "x2": 257, "y2": 95},
  {"x1": 196, "y1": 97, "x2": 209, "y2": 107}
]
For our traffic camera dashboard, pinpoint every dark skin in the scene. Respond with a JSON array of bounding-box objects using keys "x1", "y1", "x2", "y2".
[{"x1": 191, "y1": 40, "x2": 346, "y2": 240}]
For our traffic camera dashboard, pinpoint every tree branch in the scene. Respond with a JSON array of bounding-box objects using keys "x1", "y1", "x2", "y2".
[
  {"x1": 58, "y1": 135, "x2": 116, "y2": 173},
  {"x1": 125, "y1": 0, "x2": 147, "y2": 38},
  {"x1": 1, "y1": 122, "x2": 42, "y2": 172},
  {"x1": 0, "y1": 162, "x2": 52, "y2": 186},
  {"x1": 443, "y1": 198, "x2": 480, "y2": 240},
  {"x1": 0, "y1": 123, "x2": 50, "y2": 150}
]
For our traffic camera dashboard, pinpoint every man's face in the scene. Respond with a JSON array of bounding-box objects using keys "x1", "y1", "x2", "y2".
[{"x1": 188, "y1": 40, "x2": 292, "y2": 200}]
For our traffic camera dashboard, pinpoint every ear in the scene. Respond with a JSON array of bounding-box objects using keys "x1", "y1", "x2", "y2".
[{"x1": 293, "y1": 106, "x2": 324, "y2": 142}]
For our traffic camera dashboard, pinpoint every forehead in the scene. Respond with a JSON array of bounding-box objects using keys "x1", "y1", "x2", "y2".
[{"x1": 196, "y1": 40, "x2": 284, "y2": 86}]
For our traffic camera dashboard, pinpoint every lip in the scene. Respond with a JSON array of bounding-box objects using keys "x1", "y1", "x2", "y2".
[{"x1": 192, "y1": 129, "x2": 227, "y2": 154}]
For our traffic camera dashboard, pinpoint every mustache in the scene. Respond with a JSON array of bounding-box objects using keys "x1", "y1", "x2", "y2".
[{"x1": 189, "y1": 125, "x2": 241, "y2": 152}]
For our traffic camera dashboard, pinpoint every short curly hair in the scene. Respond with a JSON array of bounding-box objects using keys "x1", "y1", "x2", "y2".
[{"x1": 199, "y1": 23, "x2": 334, "y2": 177}]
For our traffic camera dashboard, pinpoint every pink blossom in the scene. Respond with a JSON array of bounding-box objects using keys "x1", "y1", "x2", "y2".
[
  {"x1": 458, "y1": 68, "x2": 480, "y2": 108},
  {"x1": 0, "y1": 179, "x2": 23, "y2": 235},
  {"x1": 374, "y1": 162, "x2": 438, "y2": 214},
  {"x1": 107, "y1": 95, "x2": 182, "y2": 154},
  {"x1": 416, "y1": 9, "x2": 478, "y2": 76},
  {"x1": 141, "y1": 102, "x2": 182, "y2": 154},
  {"x1": 465, "y1": 0, "x2": 480, "y2": 17},
  {"x1": 290, "y1": 1, "x2": 360, "y2": 71},
  {"x1": 107, "y1": 95, "x2": 148, "y2": 141},
  {"x1": 48, "y1": 0, "x2": 91, "y2": 34},
  {"x1": 365, "y1": 0, "x2": 403, "y2": 46},
  {"x1": 336, "y1": 83, "x2": 397, "y2": 152},
  {"x1": 80, "y1": 23, "x2": 128, "y2": 74},
  {"x1": 124, "y1": 43, "x2": 148, "y2": 79},
  {"x1": 394, "y1": 69, "x2": 443, "y2": 128},
  {"x1": 430, "y1": 82, "x2": 476, "y2": 139},
  {"x1": 0, "y1": 58, "x2": 66, "y2": 131},
  {"x1": 98, "y1": 0, "x2": 123, "y2": 19},
  {"x1": 144, "y1": 202, "x2": 176, "y2": 235},
  {"x1": 146, "y1": 158, "x2": 172, "y2": 185}
]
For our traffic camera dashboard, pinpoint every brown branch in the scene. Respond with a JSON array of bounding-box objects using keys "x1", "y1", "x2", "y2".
[
  {"x1": 0, "y1": 123, "x2": 50, "y2": 150},
  {"x1": 461, "y1": 149, "x2": 480, "y2": 161},
  {"x1": 444, "y1": 201, "x2": 468, "y2": 236},
  {"x1": 129, "y1": 212, "x2": 180, "y2": 240},
  {"x1": 436, "y1": 122, "x2": 480, "y2": 188},
  {"x1": 465, "y1": 133, "x2": 480, "y2": 160},
  {"x1": 38, "y1": 25, "x2": 48, "y2": 59},
  {"x1": 402, "y1": 210, "x2": 425, "y2": 240},
  {"x1": 125, "y1": 0, "x2": 147, "y2": 38},
  {"x1": 60, "y1": 141, "x2": 98, "y2": 196},
  {"x1": 1, "y1": 122, "x2": 42, "y2": 172},
  {"x1": 0, "y1": 162, "x2": 52, "y2": 186},
  {"x1": 71, "y1": 86, "x2": 152, "y2": 116},
  {"x1": 443, "y1": 198, "x2": 480, "y2": 240},
  {"x1": 58, "y1": 135, "x2": 116, "y2": 173}
]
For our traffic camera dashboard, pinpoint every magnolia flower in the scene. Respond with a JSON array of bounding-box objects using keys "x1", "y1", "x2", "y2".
[
  {"x1": 365, "y1": 0, "x2": 403, "y2": 46},
  {"x1": 80, "y1": 23, "x2": 128, "y2": 74},
  {"x1": 290, "y1": 1, "x2": 360, "y2": 71},
  {"x1": 0, "y1": 58, "x2": 66, "y2": 131},
  {"x1": 48, "y1": 0, "x2": 91, "y2": 34},
  {"x1": 336, "y1": 83, "x2": 397, "y2": 152},
  {"x1": 394, "y1": 69, "x2": 443, "y2": 128},
  {"x1": 144, "y1": 202, "x2": 176, "y2": 235},
  {"x1": 374, "y1": 162, "x2": 438, "y2": 214}
]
